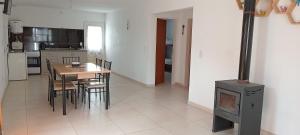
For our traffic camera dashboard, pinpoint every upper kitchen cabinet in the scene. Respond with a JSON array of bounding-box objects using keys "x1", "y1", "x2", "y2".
[
  {"x1": 35, "y1": 27, "x2": 48, "y2": 35},
  {"x1": 35, "y1": 28, "x2": 48, "y2": 42},
  {"x1": 23, "y1": 27, "x2": 35, "y2": 42},
  {"x1": 68, "y1": 29, "x2": 84, "y2": 44},
  {"x1": 59, "y1": 29, "x2": 68, "y2": 43},
  {"x1": 23, "y1": 27, "x2": 35, "y2": 36},
  {"x1": 48, "y1": 28, "x2": 68, "y2": 43},
  {"x1": 23, "y1": 26, "x2": 84, "y2": 50},
  {"x1": 48, "y1": 28, "x2": 60, "y2": 42}
]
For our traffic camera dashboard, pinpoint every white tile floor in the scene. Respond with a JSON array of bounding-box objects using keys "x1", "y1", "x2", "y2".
[{"x1": 2, "y1": 75, "x2": 272, "y2": 135}]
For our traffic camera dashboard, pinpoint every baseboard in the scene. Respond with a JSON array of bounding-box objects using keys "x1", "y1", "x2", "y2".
[
  {"x1": 188, "y1": 101, "x2": 213, "y2": 113},
  {"x1": 174, "y1": 82, "x2": 185, "y2": 88},
  {"x1": 188, "y1": 101, "x2": 276, "y2": 135},
  {"x1": 112, "y1": 71, "x2": 155, "y2": 87}
]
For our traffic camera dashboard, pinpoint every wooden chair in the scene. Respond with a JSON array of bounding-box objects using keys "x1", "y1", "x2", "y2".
[
  {"x1": 96, "y1": 58, "x2": 103, "y2": 67},
  {"x1": 62, "y1": 57, "x2": 79, "y2": 81},
  {"x1": 62, "y1": 57, "x2": 80, "y2": 64},
  {"x1": 83, "y1": 60, "x2": 112, "y2": 109},
  {"x1": 47, "y1": 59, "x2": 77, "y2": 111},
  {"x1": 75, "y1": 58, "x2": 103, "y2": 97}
]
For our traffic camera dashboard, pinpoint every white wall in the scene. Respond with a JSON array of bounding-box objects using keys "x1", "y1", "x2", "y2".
[
  {"x1": 9, "y1": 6, "x2": 106, "y2": 29},
  {"x1": 0, "y1": 6, "x2": 9, "y2": 103},
  {"x1": 106, "y1": 0, "x2": 299, "y2": 134}
]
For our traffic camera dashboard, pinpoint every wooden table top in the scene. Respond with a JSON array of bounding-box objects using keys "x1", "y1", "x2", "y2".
[{"x1": 53, "y1": 63, "x2": 111, "y2": 75}]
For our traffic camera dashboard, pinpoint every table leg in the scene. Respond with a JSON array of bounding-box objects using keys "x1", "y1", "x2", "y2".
[
  {"x1": 54, "y1": 69, "x2": 57, "y2": 80},
  {"x1": 105, "y1": 73, "x2": 110, "y2": 110},
  {"x1": 62, "y1": 75, "x2": 66, "y2": 115}
]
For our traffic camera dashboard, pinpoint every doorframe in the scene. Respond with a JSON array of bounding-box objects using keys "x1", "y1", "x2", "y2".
[
  {"x1": 184, "y1": 18, "x2": 193, "y2": 88},
  {"x1": 151, "y1": 7, "x2": 194, "y2": 86}
]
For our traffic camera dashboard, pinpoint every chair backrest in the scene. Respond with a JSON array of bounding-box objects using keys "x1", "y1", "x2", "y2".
[
  {"x1": 46, "y1": 59, "x2": 54, "y2": 89},
  {"x1": 104, "y1": 60, "x2": 112, "y2": 70},
  {"x1": 46, "y1": 59, "x2": 53, "y2": 76},
  {"x1": 62, "y1": 57, "x2": 80, "y2": 64},
  {"x1": 96, "y1": 58, "x2": 102, "y2": 67}
]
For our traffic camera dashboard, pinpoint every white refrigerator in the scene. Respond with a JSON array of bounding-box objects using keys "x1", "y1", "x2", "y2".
[{"x1": 8, "y1": 52, "x2": 28, "y2": 80}]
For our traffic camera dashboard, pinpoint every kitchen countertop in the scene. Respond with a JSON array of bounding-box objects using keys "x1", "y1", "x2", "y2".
[{"x1": 41, "y1": 48, "x2": 87, "y2": 52}]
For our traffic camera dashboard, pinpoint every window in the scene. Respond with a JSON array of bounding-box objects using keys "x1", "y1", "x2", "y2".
[{"x1": 87, "y1": 26, "x2": 103, "y2": 52}]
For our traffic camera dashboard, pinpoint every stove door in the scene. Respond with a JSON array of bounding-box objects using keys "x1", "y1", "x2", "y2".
[{"x1": 216, "y1": 88, "x2": 240, "y2": 115}]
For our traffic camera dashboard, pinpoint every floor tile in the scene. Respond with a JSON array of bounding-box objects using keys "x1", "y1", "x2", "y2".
[{"x1": 2, "y1": 74, "x2": 272, "y2": 135}]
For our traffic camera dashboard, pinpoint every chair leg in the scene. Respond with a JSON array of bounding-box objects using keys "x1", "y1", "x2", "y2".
[
  {"x1": 51, "y1": 91, "x2": 55, "y2": 112},
  {"x1": 67, "y1": 91, "x2": 69, "y2": 99},
  {"x1": 48, "y1": 79, "x2": 50, "y2": 102},
  {"x1": 108, "y1": 90, "x2": 110, "y2": 107},
  {"x1": 99, "y1": 89, "x2": 101, "y2": 102},
  {"x1": 95, "y1": 89, "x2": 97, "y2": 98},
  {"x1": 77, "y1": 84, "x2": 80, "y2": 98},
  {"x1": 71, "y1": 91, "x2": 74, "y2": 104},
  {"x1": 82, "y1": 86, "x2": 85, "y2": 103},
  {"x1": 74, "y1": 89, "x2": 77, "y2": 109},
  {"x1": 103, "y1": 89, "x2": 106, "y2": 102},
  {"x1": 88, "y1": 89, "x2": 91, "y2": 109}
]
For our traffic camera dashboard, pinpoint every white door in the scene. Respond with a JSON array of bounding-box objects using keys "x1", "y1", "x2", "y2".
[{"x1": 85, "y1": 23, "x2": 105, "y2": 62}]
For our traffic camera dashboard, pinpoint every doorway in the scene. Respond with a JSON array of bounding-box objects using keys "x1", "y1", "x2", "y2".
[
  {"x1": 165, "y1": 19, "x2": 174, "y2": 84},
  {"x1": 155, "y1": 8, "x2": 193, "y2": 87}
]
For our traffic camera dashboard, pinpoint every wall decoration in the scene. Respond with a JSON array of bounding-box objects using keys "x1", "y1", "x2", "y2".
[
  {"x1": 236, "y1": 0, "x2": 273, "y2": 17},
  {"x1": 273, "y1": 0, "x2": 291, "y2": 13},
  {"x1": 287, "y1": 0, "x2": 300, "y2": 24},
  {"x1": 236, "y1": 0, "x2": 245, "y2": 10},
  {"x1": 256, "y1": 0, "x2": 274, "y2": 16},
  {"x1": 235, "y1": 0, "x2": 300, "y2": 24}
]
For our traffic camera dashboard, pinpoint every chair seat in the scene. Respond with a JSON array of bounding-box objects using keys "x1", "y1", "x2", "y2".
[
  {"x1": 84, "y1": 82, "x2": 106, "y2": 89},
  {"x1": 54, "y1": 80, "x2": 74, "y2": 84},
  {"x1": 78, "y1": 78, "x2": 100, "y2": 84},
  {"x1": 54, "y1": 81, "x2": 76, "y2": 91}
]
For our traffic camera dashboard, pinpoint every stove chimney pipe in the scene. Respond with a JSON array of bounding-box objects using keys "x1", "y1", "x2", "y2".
[{"x1": 238, "y1": 0, "x2": 256, "y2": 81}]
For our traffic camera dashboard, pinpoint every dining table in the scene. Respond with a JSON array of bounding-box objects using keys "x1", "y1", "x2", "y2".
[{"x1": 52, "y1": 63, "x2": 111, "y2": 115}]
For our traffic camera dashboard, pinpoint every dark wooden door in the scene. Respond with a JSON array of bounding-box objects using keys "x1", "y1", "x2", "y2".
[{"x1": 155, "y1": 19, "x2": 167, "y2": 85}]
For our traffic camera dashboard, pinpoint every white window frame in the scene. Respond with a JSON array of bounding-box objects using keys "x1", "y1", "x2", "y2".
[{"x1": 84, "y1": 22, "x2": 106, "y2": 59}]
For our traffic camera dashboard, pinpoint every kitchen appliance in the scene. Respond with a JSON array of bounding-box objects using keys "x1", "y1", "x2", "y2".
[
  {"x1": 26, "y1": 51, "x2": 41, "y2": 75},
  {"x1": 9, "y1": 20, "x2": 24, "y2": 52},
  {"x1": 8, "y1": 52, "x2": 28, "y2": 80},
  {"x1": 213, "y1": 0, "x2": 265, "y2": 135},
  {"x1": 9, "y1": 20, "x2": 23, "y2": 34},
  {"x1": 11, "y1": 40, "x2": 23, "y2": 50}
]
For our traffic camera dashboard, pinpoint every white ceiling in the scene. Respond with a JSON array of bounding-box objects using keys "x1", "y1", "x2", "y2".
[{"x1": 12, "y1": 0, "x2": 132, "y2": 13}]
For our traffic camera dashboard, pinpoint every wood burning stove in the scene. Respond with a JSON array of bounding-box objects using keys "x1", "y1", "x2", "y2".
[
  {"x1": 213, "y1": 80, "x2": 264, "y2": 135},
  {"x1": 213, "y1": 0, "x2": 265, "y2": 135},
  {"x1": 216, "y1": 88, "x2": 240, "y2": 116}
]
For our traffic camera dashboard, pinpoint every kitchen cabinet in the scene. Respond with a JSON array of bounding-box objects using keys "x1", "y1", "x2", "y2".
[{"x1": 23, "y1": 27, "x2": 84, "y2": 51}]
